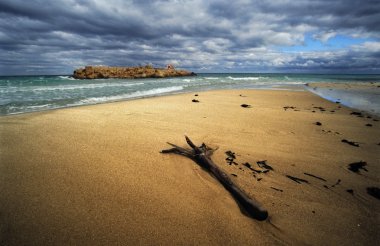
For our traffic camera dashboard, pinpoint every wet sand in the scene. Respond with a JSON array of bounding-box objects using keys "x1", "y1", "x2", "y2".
[
  {"x1": 306, "y1": 82, "x2": 380, "y2": 116},
  {"x1": 1, "y1": 89, "x2": 379, "y2": 245}
]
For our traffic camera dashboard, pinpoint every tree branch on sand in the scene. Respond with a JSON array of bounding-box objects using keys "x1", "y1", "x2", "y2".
[{"x1": 161, "y1": 136, "x2": 268, "y2": 221}]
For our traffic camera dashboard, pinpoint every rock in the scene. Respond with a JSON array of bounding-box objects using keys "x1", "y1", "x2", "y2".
[{"x1": 73, "y1": 65, "x2": 196, "y2": 79}]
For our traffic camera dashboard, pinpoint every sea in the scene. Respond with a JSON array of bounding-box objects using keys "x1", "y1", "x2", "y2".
[{"x1": 1, "y1": 73, "x2": 380, "y2": 116}]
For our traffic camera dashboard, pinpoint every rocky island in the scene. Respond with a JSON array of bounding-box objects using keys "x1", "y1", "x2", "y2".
[{"x1": 73, "y1": 65, "x2": 196, "y2": 79}]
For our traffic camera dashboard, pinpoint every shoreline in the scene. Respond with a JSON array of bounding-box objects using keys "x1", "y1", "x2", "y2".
[
  {"x1": 305, "y1": 82, "x2": 380, "y2": 116},
  {"x1": 0, "y1": 86, "x2": 305, "y2": 117},
  {"x1": 1, "y1": 89, "x2": 379, "y2": 245},
  {"x1": 2, "y1": 83, "x2": 379, "y2": 118}
]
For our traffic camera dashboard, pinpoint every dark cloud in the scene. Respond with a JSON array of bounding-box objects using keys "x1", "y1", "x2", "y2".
[{"x1": 0, "y1": 0, "x2": 379, "y2": 75}]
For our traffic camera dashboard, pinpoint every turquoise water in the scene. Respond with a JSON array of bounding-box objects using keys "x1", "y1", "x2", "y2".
[{"x1": 1, "y1": 73, "x2": 380, "y2": 116}]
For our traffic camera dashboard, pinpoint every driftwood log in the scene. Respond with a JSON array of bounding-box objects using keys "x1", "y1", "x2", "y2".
[{"x1": 161, "y1": 136, "x2": 268, "y2": 221}]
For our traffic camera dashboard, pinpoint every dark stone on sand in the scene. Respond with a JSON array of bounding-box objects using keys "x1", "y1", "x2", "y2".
[
  {"x1": 231, "y1": 173, "x2": 238, "y2": 177},
  {"x1": 283, "y1": 106, "x2": 296, "y2": 111},
  {"x1": 194, "y1": 94, "x2": 198, "y2": 96},
  {"x1": 323, "y1": 185, "x2": 329, "y2": 189},
  {"x1": 366, "y1": 124, "x2": 373, "y2": 127},
  {"x1": 335, "y1": 101, "x2": 340, "y2": 104},
  {"x1": 286, "y1": 175, "x2": 309, "y2": 184},
  {"x1": 348, "y1": 161, "x2": 368, "y2": 173},
  {"x1": 241, "y1": 104, "x2": 251, "y2": 108},
  {"x1": 192, "y1": 99, "x2": 199, "y2": 103},
  {"x1": 346, "y1": 189, "x2": 354, "y2": 195},
  {"x1": 366, "y1": 187, "x2": 380, "y2": 200},
  {"x1": 350, "y1": 111, "x2": 363, "y2": 116},
  {"x1": 315, "y1": 122, "x2": 322, "y2": 126},
  {"x1": 341, "y1": 139, "x2": 360, "y2": 147},
  {"x1": 313, "y1": 106, "x2": 326, "y2": 112}
]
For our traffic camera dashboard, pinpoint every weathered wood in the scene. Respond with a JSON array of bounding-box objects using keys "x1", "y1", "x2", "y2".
[{"x1": 161, "y1": 136, "x2": 268, "y2": 221}]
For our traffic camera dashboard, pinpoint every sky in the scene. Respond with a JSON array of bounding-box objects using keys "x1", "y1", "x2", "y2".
[{"x1": 0, "y1": 0, "x2": 379, "y2": 75}]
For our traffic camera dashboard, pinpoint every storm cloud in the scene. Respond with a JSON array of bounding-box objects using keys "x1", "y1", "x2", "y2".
[{"x1": 0, "y1": 0, "x2": 379, "y2": 75}]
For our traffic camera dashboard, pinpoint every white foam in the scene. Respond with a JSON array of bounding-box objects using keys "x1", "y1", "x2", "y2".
[
  {"x1": 58, "y1": 76, "x2": 76, "y2": 80},
  {"x1": 227, "y1": 76, "x2": 260, "y2": 81},
  {"x1": 77, "y1": 86, "x2": 184, "y2": 105}
]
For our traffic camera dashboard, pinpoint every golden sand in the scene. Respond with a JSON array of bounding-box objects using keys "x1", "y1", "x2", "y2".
[{"x1": 1, "y1": 89, "x2": 379, "y2": 245}]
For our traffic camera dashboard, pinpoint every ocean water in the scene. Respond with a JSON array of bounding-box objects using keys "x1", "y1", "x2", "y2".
[{"x1": 1, "y1": 73, "x2": 380, "y2": 116}]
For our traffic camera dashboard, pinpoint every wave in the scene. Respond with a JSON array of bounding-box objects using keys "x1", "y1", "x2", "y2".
[
  {"x1": 204, "y1": 77, "x2": 219, "y2": 80},
  {"x1": 77, "y1": 86, "x2": 184, "y2": 105},
  {"x1": 227, "y1": 76, "x2": 260, "y2": 81},
  {"x1": 2, "y1": 82, "x2": 145, "y2": 93},
  {"x1": 58, "y1": 76, "x2": 76, "y2": 80}
]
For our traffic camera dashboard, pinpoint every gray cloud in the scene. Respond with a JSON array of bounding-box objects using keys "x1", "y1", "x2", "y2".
[{"x1": 0, "y1": 0, "x2": 379, "y2": 75}]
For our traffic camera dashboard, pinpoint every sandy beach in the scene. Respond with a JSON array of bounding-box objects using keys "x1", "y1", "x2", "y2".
[{"x1": 1, "y1": 89, "x2": 379, "y2": 245}]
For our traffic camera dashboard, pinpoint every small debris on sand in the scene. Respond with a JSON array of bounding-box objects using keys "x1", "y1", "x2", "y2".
[
  {"x1": 283, "y1": 106, "x2": 296, "y2": 111},
  {"x1": 225, "y1": 150, "x2": 237, "y2": 165},
  {"x1": 231, "y1": 173, "x2": 238, "y2": 177},
  {"x1": 341, "y1": 139, "x2": 360, "y2": 147},
  {"x1": 241, "y1": 104, "x2": 251, "y2": 108},
  {"x1": 331, "y1": 179, "x2": 341, "y2": 187},
  {"x1": 350, "y1": 111, "x2": 363, "y2": 116},
  {"x1": 348, "y1": 161, "x2": 368, "y2": 173},
  {"x1": 256, "y1": 160, "x2": 274, "y2": 171},
  {"x1": 286, "y1": 175, "x2": 309, "y2": 184},
  {"x1": 270, "y1": 187, "x2": 283, "y2": 192},
  {"x1": 192, "y1": 99, "x2": 199, "y2": 103},
  {"x1": 315, "y1": 122, "x2": 322, "y2": 126},
  {"x1": 313, "y1": 106, "x2": 326, "y2": 112},
  {"x1": 346, "y1": 189, "x2": 354, "y2": 195},
  {"x1": 365, "y1": 124, "x2": 373, "y2": 127},
  {"x1": 225, "y1": 150, "x2": 236, "y2": 159},
  {"x1": 367, "y1": 187, "x2": 380, "y2": 200},
  {"x1": 304, "y1": 172, "x2": 327, "y2": 181},
  {"x1": 243, "y1": 162, "x2": 253, "y2": 170}
]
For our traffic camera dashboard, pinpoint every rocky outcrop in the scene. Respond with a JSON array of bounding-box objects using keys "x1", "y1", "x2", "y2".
[{"x1": 73, "y1": 65, "x2": 196, "y2": 79}]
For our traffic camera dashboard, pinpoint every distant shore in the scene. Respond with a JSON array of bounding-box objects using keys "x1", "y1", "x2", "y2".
[
  {"x1": 73, "y1": 65, "x2": 196, "y2": 79},
  {"x1": 1, "y1": 89, "x2": 379, "y2": 245}
]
